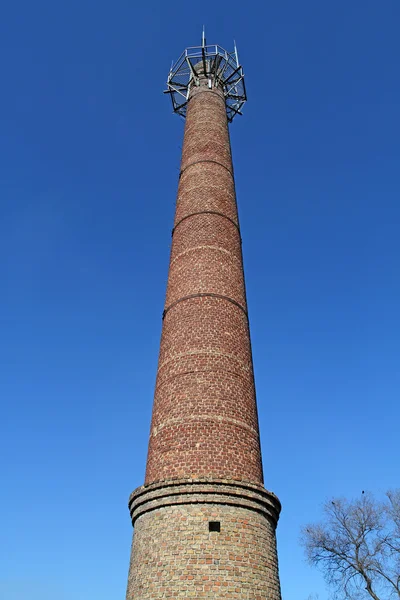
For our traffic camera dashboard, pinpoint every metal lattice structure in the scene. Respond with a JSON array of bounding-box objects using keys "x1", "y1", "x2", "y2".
[{"x1": 165, "y1": 31, "x2": 247, "y2": 123}]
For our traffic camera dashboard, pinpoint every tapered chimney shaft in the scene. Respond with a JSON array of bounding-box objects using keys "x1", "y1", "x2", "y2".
[
  {"x1": 145, "y1": 74, "x2": 263, "y2": 486},
  {"x1": 125, "y1": 41, "x2": 282, "y2": 599}
]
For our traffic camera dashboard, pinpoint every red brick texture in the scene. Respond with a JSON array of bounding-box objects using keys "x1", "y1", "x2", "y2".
[
  {"x1": 126, "y1": 74, "x2": 282, "y2": 599},
  {"x1": 145, "y1": 80, "x2": 263, "y2": 486}
]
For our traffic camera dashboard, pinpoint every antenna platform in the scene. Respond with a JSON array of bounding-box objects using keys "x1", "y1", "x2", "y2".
[{"x1": 165, "y1": 36, "x2": 247, "y2": 123}]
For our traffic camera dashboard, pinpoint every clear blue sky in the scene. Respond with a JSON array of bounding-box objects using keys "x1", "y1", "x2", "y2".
[{"x1": 1, "y1": 1, "x2": 399, "y2": 599}]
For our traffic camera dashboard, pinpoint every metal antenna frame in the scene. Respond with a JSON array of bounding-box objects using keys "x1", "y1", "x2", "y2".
[{"x1": 165, "y1": 33, "x2": 247, "y2": 123}]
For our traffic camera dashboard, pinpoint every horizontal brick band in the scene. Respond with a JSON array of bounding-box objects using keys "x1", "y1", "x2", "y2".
[
  {"x1": 156, "y1": 350, "x2": 253, "y2": 377},
  {"x1": 150, "y1": 413, "x2": 258, "y2": 437},
  {"x1": 162, "y1": 292, "x2": 247, "y2": 320},
  {"x1": 169, "y1": 244, "x2": 242, "y2": 268},
  {"x1": 154, "y1": 366, "x2": 254, "y2": 395},
  {"x1": 128, "y1": 479, "x2": 281, "y2": 528},
  {"x1": 179, "y1": 159, "x2": 233, "y2": 179},
  {"x1": 172, "y1": 210, "x2": 240, "y2": 236}
]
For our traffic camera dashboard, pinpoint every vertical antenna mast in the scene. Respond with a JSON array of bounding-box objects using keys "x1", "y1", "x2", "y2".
[
  {"x1": 201, "y1": 25, "x2": 207, "y2": 77},
  {"x1": 234, "y1": 39, "x2": 239, "y2": 67},
  {"x1": 168, "y1": 59, "x2": 173, "y2": 81}
]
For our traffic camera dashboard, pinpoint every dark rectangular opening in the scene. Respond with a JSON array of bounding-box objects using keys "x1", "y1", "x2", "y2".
[{"x1": 209, "y1": 521, "x2": 221, "y2": 532}]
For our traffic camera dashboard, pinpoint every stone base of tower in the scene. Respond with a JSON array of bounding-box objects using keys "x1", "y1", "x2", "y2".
[{"x1": 126, "y1": 479, "x2": 282, "y2": 599}]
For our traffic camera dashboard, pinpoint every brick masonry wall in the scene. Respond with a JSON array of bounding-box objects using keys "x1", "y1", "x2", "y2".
[
  {"x1": 126, "y1": 501, "x2": 281, "y2": 599},
  {"x1": 145, "y1": 77, "x2": 264, "y2": 486}
]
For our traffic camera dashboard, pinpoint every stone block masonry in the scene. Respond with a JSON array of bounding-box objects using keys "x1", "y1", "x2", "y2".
[{"x1": 125, "y1": 52, "x2": 282, "y2": 598}]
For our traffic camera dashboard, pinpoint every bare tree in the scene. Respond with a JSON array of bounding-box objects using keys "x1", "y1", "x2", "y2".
[{"x1": 301, "y1": 491, "x2": 400, "y2": 600}]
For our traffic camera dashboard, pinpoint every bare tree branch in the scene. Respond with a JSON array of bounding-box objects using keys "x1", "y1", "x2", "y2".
[{"x1": 301, "y1": 491, "x2": 400, "y2": 600}]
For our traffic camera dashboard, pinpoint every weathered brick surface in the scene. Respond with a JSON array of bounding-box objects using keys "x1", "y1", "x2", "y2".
[
  {"x1": 126, "y1": 502, "x2": 281, "y2": 599},
  {"x1": 126, "y1": 71, "x2": 282, "y2": 598},
  {"x1": 145, "y1": 79, "x2": 263, "y2": 486}
]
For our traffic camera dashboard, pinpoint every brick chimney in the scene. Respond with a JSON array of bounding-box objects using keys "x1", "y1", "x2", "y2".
[{"x1": 125, "y1": 38, "x2": 282, "y2": 599}]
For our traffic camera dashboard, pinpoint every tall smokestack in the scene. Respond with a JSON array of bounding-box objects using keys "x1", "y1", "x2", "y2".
[{"x1": 125, "y1": 36, "x2": 282, "y2": 599}]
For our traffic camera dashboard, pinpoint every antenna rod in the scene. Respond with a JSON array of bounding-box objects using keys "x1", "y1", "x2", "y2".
[
  {"x1": 234, "y1": 40, "x2": 239, "y2": 66},
  {"x1": 202, "y1": 26, "x2": 206, "y2": 47}
]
